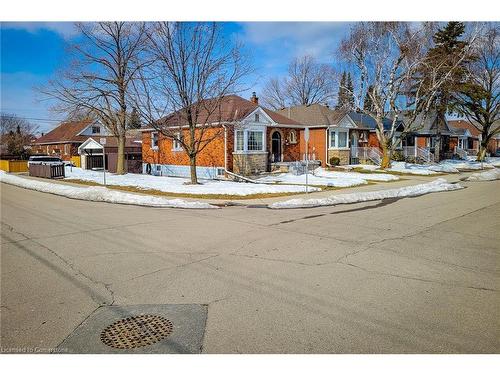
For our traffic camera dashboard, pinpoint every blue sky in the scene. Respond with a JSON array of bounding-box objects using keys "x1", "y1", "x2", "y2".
[{"x1": 1, "y1": 22, "x2": 350, "y2": 133}]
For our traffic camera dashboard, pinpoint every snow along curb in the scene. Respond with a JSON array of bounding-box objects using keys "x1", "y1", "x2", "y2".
[
  {"x1": 0, "y1": 171, "x2": 217, "y2": 209},
  {"x1": 269, "y1": 178, "x2": 463, "y2": 209},
  {"x1": 466, "y1": 168, "x2": 500, "y2": 181}
]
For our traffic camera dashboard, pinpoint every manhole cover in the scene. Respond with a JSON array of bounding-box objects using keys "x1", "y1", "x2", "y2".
[{"x1": 100, "y1": 314, "x2": 173, "y2": 349}]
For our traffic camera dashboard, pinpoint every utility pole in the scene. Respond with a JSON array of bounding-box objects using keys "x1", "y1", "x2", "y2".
[{"x1": 304, "y1": 127, "x2": 310, "y2": 194}]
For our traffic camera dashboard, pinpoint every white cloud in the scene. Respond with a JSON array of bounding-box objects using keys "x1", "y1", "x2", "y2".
[
  {"x1": 240, "y1": 22, "x2": 351, "y2": 62},
  {"x1": 2, "y1": 22, "x2": 79, "y2": 39}
]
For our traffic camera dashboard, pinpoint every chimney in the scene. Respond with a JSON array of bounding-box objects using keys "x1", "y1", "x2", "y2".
[{"x1": 250, "y1": 91, "x2": 259, "y2": 105}]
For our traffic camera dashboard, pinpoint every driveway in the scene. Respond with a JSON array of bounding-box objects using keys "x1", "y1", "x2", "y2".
[{"x1": 1, "y1": 179, "x2": 499, "y2": 353}]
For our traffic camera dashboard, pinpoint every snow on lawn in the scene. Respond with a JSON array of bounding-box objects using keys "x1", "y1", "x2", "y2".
[
  {"x1": 257, "y1": 167, "x2": 398, "y2": 188},
  {"x1": 314, "y1": 167, "x2": 399, "y2": 182},
  {"x1": 466, "y1": 169, "x2": 500, "y2": 181},
  {"x1": 439, "y1": 159, "x2": 494, "y2": 171},
  {"x1": 0, "y1": 171, "x2": 216, "y2": 209},
  {"x1": 65, "y1": 167, "x2": 320, "y2": 195},
  {"x1": 270, "y1": 178, "x2": 463, "y2": 209},
  {"x1": 257, "y1": 172, "x2": 368, "y2": 188}
]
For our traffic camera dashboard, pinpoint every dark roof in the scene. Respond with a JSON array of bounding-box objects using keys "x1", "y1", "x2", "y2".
[
  {"x1": 448, "y1": 120, "x2": 480, "y2": 137},
  {"x1": 33, "y1": 120, "x2": 92, "y2": 144},
  {"x1": 154, "y1": 95, "x2": 302, "y2": 128},
  {"x1": 276, "y1": 104, "x2": 345, "y2": 126},
  {"x1": 346, "y1": 112, "x2": 404, "y2": 131}
]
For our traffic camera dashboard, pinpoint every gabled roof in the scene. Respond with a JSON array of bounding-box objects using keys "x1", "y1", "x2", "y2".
[
  {"x1": 448, "y1": 120, "x2": 480, "y2": 138},
  {"x1": 276, "y1": 104, "x2": 345, "y2": 126},
  {"x1": 401, "y1": 110, "x2": 451, "y2": 134},
  {"x1": 152, "y1": 95, "x2": 302, "y2": 128},
  {"x1": 33, "y1": 120, "x2": 93, "y2": 144}
]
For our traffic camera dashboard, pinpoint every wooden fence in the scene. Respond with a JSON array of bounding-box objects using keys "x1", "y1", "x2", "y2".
[
  {"x1": 28, "y1": 164, "x2": 65, "y2": 179},
  {"x1": 0, "y1": 160, "x2": 28, "y2": 173}
]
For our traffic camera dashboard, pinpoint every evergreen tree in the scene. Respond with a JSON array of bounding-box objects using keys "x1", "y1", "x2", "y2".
[
  {"x1": 335, "y1": 71, "x2": 347, "y2": 109},
  {"x1": 414, "y1": 22, "x2": 473, "y2": 160},
  {"x1": 128, "y1": 107, "x2": 142, "y2": 129}
]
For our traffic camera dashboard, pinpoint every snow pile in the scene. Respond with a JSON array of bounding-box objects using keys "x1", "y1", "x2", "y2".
[
  {"x1": 466, "y1": 169, "x2": 500, "y2": 181},
  {"x1": 387, "y1": 162, "x2": 440, "y2": 175},
  {"x1": 0, "y1": 171, "x2": 217, "y2": 209},
  {"x1": 314, "y1": 167, "x2": 399, "y2": 182},
  {"x1": 270, "y1": 178, "x2": 462, "y2": 209},
  {"x1": 65, "y1": 167, "x2": 320, "y2": 195},
  {"x1": 439, "y1": 159, "x2": 493, "y2": 171},
  {"x1": 485, "y1": 157, "x2": 500, "y2": 167},
  {"x1": 257, "y1": 167, "x2": 398, "y2": 188}
]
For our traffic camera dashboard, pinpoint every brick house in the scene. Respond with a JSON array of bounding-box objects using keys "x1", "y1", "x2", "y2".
[
  {"x1": 140, "y1": 94, "x2": 304, "y2": 178},
  {"x1": 277, "y1": 105, "x2": 404, "y2": 165},
  {"x1": 32, "y1": 120, "x2": 142, "y2": 171}
]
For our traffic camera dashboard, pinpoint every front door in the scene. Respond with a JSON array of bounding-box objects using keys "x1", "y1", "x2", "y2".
[
  {"x1": 271, "y1": 131, "x2": 282, "y2": 162},
  {"x1": 350, "y1": 132, "x2": 358, "y2": 157}
]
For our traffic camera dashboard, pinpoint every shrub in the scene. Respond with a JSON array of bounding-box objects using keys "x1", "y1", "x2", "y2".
[
  {"x1": 391, "y1": 151, "x2": 405, "y2": 161},
  {"x1": 329, "y1": 156, "x2": 340, "y2": 166}
]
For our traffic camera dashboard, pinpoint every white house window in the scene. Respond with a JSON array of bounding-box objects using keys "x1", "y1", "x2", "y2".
[
  {"x1": 248, "y1": 131, "x2": 264, "y2": 151},
  {"x1": 236, "y1": 130, "x2": 244, "y2": 151},
  {"x1": 92, "y1": 126, "x2": 100, "y2": 134},
  {"x1": 64, "y1": 144, "x2": 69, "y2": 155},
  {"x1": 172, "y1": 132, "x2": 183, "y2": 151},
  {"x1": 329, "y1": 129, "x2": 349, "y2": 149},
  {"x1": 288, "y1": 130, "x2": 297, "y2": 144},
  {"x1": 254, "y1": 113, "x2": 260, "y2": 122},
  {"x1": 151, "y1": 132, "x2": 159, "y2": 149}
]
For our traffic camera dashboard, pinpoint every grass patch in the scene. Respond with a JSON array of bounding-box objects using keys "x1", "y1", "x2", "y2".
[
  {"x1": 349, "y1": 167, "x2": 446, "y2": 177},
  {"x1": 64, "y1": 178, "x2": 310, "y2": 200}
]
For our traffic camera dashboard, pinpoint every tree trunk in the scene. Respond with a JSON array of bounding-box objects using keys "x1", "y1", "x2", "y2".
[
  {"x1": 476, "y1": 140, "x2": 488, "y2": 162},
  {"x1": 380, "y1": 142, "x2": 391, "y2": 169},
  {"x1": 189, "y1": 154, "x2": 198, "y2": 184},
  {"x1": 116, "y1": 135, "x2": 126, "y2": 175}
]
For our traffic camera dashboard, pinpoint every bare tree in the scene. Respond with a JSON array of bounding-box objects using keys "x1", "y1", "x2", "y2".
[
  {"x1": 262, "y1": 78, "x2": 287, "y2": 110},
  {"x1": 340, "y1": 22, "x2": 479, "y2": 168},
  {"x1": 452, "y1": 24, "x2": 500, "y2": 161},
  {"x1": 132, "y1": 22, "x2": 250, "y2": 184},
  {"x1": 41, "y1": 22, "x2": 148, "y2": 174},
  {"x1": 261, "y1": 55, "x2": 335, "y2": 110},
  {"x1": 0, "y1": 113, "x2": 38, "y2": 158}
]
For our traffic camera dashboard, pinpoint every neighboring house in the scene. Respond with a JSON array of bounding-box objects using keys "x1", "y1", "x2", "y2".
[
  {"x1": 277, "y1": 104, "x2": 404, "y2": 166},
  {"x1": 487, "y1": 121, "x2": 500, "y2": 155},
  {"x1": 140, "y1": 94, "x2": 303, "y2": 178},
  {"x1": 32, "y1": 120, "x2": 142, "y2": 172},
  {"x1": 447, "y1": 120, "x2": 480, "y2": 157}
]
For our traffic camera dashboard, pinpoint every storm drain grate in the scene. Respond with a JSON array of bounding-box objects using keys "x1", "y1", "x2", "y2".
[{"x1": 100, "y1": 314, "x2": 173, "y2": 349}]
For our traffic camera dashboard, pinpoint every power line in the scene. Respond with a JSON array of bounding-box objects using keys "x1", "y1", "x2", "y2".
[{"x1": 1, "y1": 115, "x2": 65, "y2": 123}]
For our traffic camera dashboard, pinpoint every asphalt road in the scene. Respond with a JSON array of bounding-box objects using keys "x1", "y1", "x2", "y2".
[{"x1": 1, "y1": 178, "x2": 499, "y2": 353}]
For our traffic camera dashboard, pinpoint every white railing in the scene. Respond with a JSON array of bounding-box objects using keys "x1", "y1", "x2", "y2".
[
  {"x1": 354, "y1": 147, "x2": 382, "y2": 165},
  {"x1": 417, "y1": 147, "x2": 434, "y2": 163},
  {"x1": 400, "y1": 146, "x2": 436, "y2": 163},
  {"x1": 455, "y1": 148, "x2": 468, "y2": 160},
  {"x1": 402, "y1": 146, "x2": 417, "y2": 158}
]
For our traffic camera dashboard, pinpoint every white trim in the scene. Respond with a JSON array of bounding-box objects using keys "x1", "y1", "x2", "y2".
[
  {"x1": 151, "y1": 131, "x2": 159, "y2": 150},
  {"x1": 243, "y1": 107, "x2": 274, "y2": 125},
  {"x1": 328, "y1": 128, "x2": 349, "y2": 149},
  {"x1": 172, "y1": 132, "x2": 183, "y2": 151}
]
